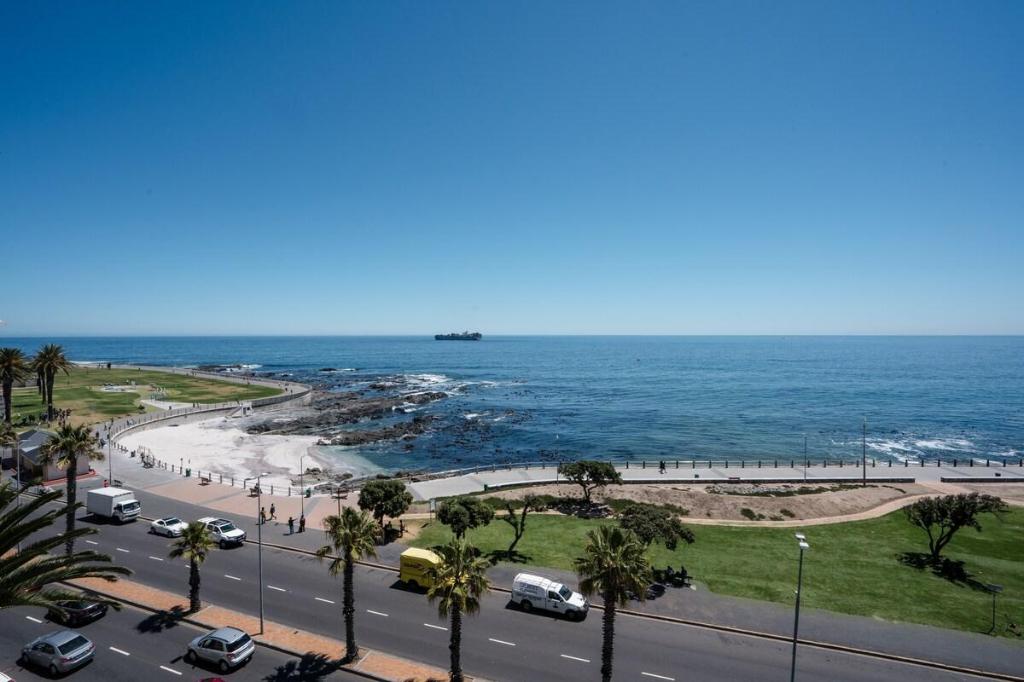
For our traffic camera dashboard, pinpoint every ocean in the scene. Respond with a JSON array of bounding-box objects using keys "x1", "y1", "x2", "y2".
[{"x1": 4, "y1": 336, "x2": 1023, "y2": 473}]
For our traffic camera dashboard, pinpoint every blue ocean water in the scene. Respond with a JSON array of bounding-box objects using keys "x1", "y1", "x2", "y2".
[{"x1": 4, "y1": 336, "x2": 1022, "y2": 473}]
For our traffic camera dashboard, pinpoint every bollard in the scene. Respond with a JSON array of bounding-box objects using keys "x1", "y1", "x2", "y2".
[
  {"x1": 231, "y1": 477, "x2": 234, "y2": 486},
  {"x1": 839, "y1": 460, "x2": 843, "y2": 468},
  {"x1": 709, "y1": 460, "x2": 712, "y2": 468},
  {"x1": 872, "y1": 458, "x2": 876, "y2": 467},
  {"x1": 1003, "y1": 459, "x2": 1007, "y2": 467},
  {"x1": 823, "y1": 461, "x2": 827, "y2": 468},
  {"x1": 986, "y1": 459, "x2": 990, "y2": 467},
  {"x1": 270, "y1": 485, "x2": 274, "y2": 495},
  {"x1": 725, "y1": 461, "x2": 729, "y2": 468},
  {"x1": 626, "y1": 461, "x2": 629, "y2": 469},
  {"x1": 904, "y1": 459, "x2": 907, "y2": 467},
  {"x1": 937, "y1": 458, "x2": 941, "y2": 467},
  {"x1": 643, "y1": 461, "x2": 646, "y2": 469},
  {"x1": 675, "y1": 460, "x2": 679, "y2": 468},
  {"x1": 888, "y1": 459, "x2": 891, "y2": 467},
  {"x1": 920, "y1": 459, "x2": 924, "y2": 467},
  {"x1": 219, "y1": 474, "x2": 223, "y2": 484}
]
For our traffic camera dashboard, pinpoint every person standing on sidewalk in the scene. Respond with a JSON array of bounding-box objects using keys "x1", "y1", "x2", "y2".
[
  {"x1": 299, "y1": 514, "x2": 306, "y2": 533},
  {"x1": 269, "y1": 503, "x2": 276, "y2": 520},
  {"x1": 259, "y1": 507, "x2": 267, "y2": 525},
  {"x1": 287, "y1": 516, "x2": 294, "y2": 534}
]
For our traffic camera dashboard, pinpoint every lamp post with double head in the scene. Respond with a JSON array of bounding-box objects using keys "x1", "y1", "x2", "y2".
[
  {"x1": 790, "y1": 533, "x2": 810, "y2": 682},
  {"x1": 256, "y1": 471, "x2": 270, "y2": 634},
  {"x1": 299, "y1": 454, "x2": 305, "y2": 520}
]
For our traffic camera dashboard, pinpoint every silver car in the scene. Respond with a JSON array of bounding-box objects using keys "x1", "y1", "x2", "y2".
[
  {"x1": 21, "y1": 630, "x2": 95, "y2": 675},
  {"x1": 185, "y1": 627, "x2": 254, "y2": 672}
]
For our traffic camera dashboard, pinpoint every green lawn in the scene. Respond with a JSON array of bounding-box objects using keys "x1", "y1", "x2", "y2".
[
  {"x1": 10, "y1": 366, "x2": 281, "y2": 427},
  {"x1": 410, "y1": 507, "x2": 1024, "y2": 637}
]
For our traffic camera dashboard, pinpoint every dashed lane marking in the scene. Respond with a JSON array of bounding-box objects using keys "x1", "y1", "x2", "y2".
[
  {"x1": 109, "y1": 647, "x2": 131, "y2": 656},
  {"x1": 115, "y1": 547, "x2": 130, "y2": 553},
  {"x1": 641, "y1": 673, "x2": 674, "y2": 681},
  {"x1": 315, "y1": 597, "x2": 335, "y2": 604},
  {"x1": 25, "y1": 616, "x2": 43, "y2": 623},
  {"x1": 366, "y1": 609, "x2": 389, "y2": 617},
  {"x1": 424, "y1": 623, "x2": 447, "y2": 631},
  {"x1": 267, "y1": 585, "x2": 287, "y2": 592},
  {"x1": 86, "y1": 540, "x2": 99, "y2": 545},
  {"x1": 488, "y1": 638, "x2": 516, "y2": 646},
  {"x1": 224, "y1": 574, "x2": 242, "y2": 581},
  {"x1": 159, "y1": 666, "x2": 182, "y2": 676},
  {"x1": 148, "y1": 556, "x2": 164, "y2": 561},
  {"x1": 561, "y1": 654, "x2": 590, "y2": 663}
]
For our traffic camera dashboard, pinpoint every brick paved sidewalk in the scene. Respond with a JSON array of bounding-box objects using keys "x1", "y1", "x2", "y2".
[{"x1": 71, "y1": 577, "x2": 449, "y2": 682}]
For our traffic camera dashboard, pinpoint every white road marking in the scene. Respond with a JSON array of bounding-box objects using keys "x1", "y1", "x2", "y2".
[
  {"x1": 115, "y1": 547, "x2": 130, "y2": 553},
  {"x1": 424, "y1": 623, "x2": 447, "y2": 631},
  {"x1": 148, "y1": 556, "x2": 164, "y2": 561},
  {"x1": 86, "y1": 540, "x2": 99, "y2": 545},
  {"x1": 641, "y1": 673, "x2": 674, "y2": 681},
  {"x1": 224, "y1": 574, "x2": 242, "y2": 581},
  {"x1": 561, "y1": 654, "x2": 590, "y2": 663},
  {"x1": 315, "y1": 597, "x2": 335, "y2": 604},
  {"x1": 488, "y1": 638, "x2": 516, "y2": 646},
  {"x1": 366, "y1": 609, "x2": 389, "y2": 617},
  {"x1": 267, "y1": 585, "x2": 287, "y2": 592},
  {"x1": 25, "y1": 616, "x2": 43, "y2": 623},
  {"x1": 159, "y1": 666, "x2": 182, "y2": 676},
  {"x1": 109, "y1": 646, "x2": 131, "y2": 656}
]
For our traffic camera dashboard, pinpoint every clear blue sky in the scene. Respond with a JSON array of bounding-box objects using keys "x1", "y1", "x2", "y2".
[{"x1": 2, "y1": 1, "x2": 1022, "y2": 335}]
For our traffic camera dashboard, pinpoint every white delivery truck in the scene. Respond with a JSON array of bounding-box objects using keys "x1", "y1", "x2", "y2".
[
  {"x1": 86, "y1": 487, "x2": 141, "y2": 523},
  {"x1": 511, "y1": 573, "x2": 589, "y2": 620}
]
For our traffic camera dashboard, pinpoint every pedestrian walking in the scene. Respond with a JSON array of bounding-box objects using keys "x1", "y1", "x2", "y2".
[
  {"x1": 659, "y1": 460, "x2": 666, "y2": 474},
  {"x1": 299, "y1": 515, "x2": 306, "y2": 533},
  {"x1": 287, "y1": 516, "x2": 295, "y2": 534},
  {"x1": 269, "y1": 503, "x2": 276, "y2": 520},
  {"x1": 259, "y1": 507, "x2": 267, "y2": 525}
]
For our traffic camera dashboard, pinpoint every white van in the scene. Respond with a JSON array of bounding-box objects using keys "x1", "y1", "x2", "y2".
[{"x1": 511, "y1": 573, "x2": 589, "y2": 620}]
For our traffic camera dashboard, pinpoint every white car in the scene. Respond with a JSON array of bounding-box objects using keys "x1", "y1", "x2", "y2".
[
  {"x1": 198, "y1": 517, "x2": 246, "y2": 548},
  {"x1": 150, "y1": 517, "x2": 189, "y2": 537}
]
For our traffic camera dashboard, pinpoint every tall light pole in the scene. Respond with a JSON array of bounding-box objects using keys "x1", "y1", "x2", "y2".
[
  {"x1": 299, "y1": 454, "x2": 305, "y2": 521},
  {"x1": 803, "y1": 434, "x2": 808, "y2": 482},
  {"x1": 862, "y1": 417, "x2": 867, "y2": 487},
  {"x1": 256, "y1": 471, "x2": 270, "y2": 634},
  {"x1": 790, "y1": 533, "x2": 810, "y2": 682},
  {"x1": 987, "y1": 584, "x2": 1003, "y2": 634}
]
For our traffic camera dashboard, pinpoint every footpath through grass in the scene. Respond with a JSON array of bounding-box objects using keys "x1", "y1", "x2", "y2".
[
  {"x1": 10, "y1": 366, "x2": 280, "y2": 426},
  {"x1": 410, "y1": 507, "x2": 1024, "y2": 638}
]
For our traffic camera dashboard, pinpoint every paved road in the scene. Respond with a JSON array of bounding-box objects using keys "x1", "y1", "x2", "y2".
[
  {"x1": 26, "y1": 502, "x2": 1013, "y2": 682},
  {"x1": 0, "y1": 602, "x2": 362, "y2": 681}
]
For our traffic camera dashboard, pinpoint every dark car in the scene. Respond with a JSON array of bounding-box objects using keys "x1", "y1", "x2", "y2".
[{"x1": 48, "y1": 600, "x2": 108, "y2": 626}]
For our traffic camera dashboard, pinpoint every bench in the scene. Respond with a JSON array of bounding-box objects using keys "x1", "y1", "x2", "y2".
[{"x1": 199, "y1": 476, "x2": 212, "y2": 486}]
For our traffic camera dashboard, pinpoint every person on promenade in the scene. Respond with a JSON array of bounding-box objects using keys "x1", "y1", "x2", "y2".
[
  {"x1": 259, "y1": 507, "x2": 267, "y2": 525},
  {"x1": 299, "y1": 515, "x2": 306, "y2": 533},
  {"x1": 287, "y1": 516, "x2": 294, "y2": 534},
  {"x1": 269, "y1": 503, "x2": 276, "y2": 520}
]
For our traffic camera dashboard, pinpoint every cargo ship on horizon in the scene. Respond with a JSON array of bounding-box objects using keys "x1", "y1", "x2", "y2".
[{"x1": 434, "y1": 331, "x2": 482, "y2": 341}]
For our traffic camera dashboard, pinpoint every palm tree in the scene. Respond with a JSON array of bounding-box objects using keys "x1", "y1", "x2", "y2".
[
  {"x1": 575, "y1": 525, "x2": 652, "y2": 682},
  {"x1": 0, "y1": 481, "x2": 130, "y2": 611},
  {"x1": 315, "y1": 507, "x2": 380, "y2": 662},
  {"x1": 0, "y1": 347, "x2": 29, "y2": 423},
  {"x1": 39, "y1": 424, "x2": 103, "y2": 555},
  {"x1": 32, "y1": 344, "x2": 72, "y2": 422},
  {"x1": 426, "y1": 538, "x2": 491, "y2": 682},
  {"x1": 168, "y1": 522, "x2": 214, "y2": 612}
]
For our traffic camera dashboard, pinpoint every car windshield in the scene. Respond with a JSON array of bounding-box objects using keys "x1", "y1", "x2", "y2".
[
  {"x1": 164, "y1": 517, "x2": 181, "y2": 525},
  {"x1": 559, "y1": 586, "x2": 573, "y2": 600},
  {"x1": 59, "y1": 600, "x2": 84, "y2": 609},
  {"x1": 226, "y1": 633, "x2": 252, "y2": 652},
  {"x1": 57, "y1": 635, "x2": 89, "y2": 654},
  {"x1": 217, "y1": 523, "x2": 237, "y2": 532}
]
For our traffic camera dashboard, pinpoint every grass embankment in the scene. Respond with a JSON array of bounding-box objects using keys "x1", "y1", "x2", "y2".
[
  {"x1": 409, "y1": 507, "x2": 1024, "y2": 637},
  {"x1": 10, "y1": 366, "x2": 281, "y2": 427}
]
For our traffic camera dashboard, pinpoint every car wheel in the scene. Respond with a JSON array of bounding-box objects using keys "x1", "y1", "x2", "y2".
[
  {"x1": 521, "y1": 600, "x2": 532, "y2": 612},
  {"x1": 220, "y1": 539, "x2": 228, "y2": 549},
  {"x1": 185, "y1": 649, "x2": 197, "y2": 664},
  {"x1": 218, "y1": 659, "x2": 230, "y2": 673},
  {"x1": 49, "y1": 663, "x2": 60, "y2": 677}
]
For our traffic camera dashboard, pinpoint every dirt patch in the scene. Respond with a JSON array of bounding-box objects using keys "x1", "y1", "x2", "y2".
[{"x1": 483, "y1": 481, "x2": 934, "y2": 522}]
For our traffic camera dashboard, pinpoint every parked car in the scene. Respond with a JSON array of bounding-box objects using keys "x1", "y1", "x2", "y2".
[
  {"x1": 150, "y1": 517, "x2": 189, "y2": 537},
  {"x1": 20, "y1": 631, "x2": 95, "y2": 675},
  {"x1": 0, "y1": 671, "x2": 15, "y2": 682},
  {"x1": 399, "y1": 548, "x2": 441, "y2": 589},
  {"x1": 47, "y1": 599, "x2": 108, "y2": 626},
  {"x1": 510, "y1": 573, "x2": 589, "y2": 620},
  {"x1": 185, "y1": 627, "x2": 255, "y2": 672},
  {"x1": 197, "y1": 517, "x2": 246, "y2": 548}
]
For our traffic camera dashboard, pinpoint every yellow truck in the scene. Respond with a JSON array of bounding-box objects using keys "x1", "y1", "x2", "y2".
[{"x1": 399, "y1": 548, "x2": 441, "y2": 589}]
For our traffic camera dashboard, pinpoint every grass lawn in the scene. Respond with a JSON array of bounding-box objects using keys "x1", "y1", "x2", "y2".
[
  {"x1": 409, "y1": 507, "x2": 1024, "y2": 638},
  {"x1": 10, "y1": 366, "x2": 281, "y2": 427}
]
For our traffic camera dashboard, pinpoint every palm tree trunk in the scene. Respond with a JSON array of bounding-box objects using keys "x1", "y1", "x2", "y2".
[
  {"x1": 449, "y1": 604, "x2": 463, "y2": 682},
  {"x1": 343, "y1": 554, "x2": 357, "y2": 662},
  {"x1": 65, "y1": 457, "x2": 78, "y2": 556},
  {"x1": 189, "y1": 559, "x2": 201, "y2": 612},
  {"x1": 2, "y1": 380, "x2": 11, "y2": 423},
  {"x1": 46, "y1": 371, "x2": 55, "y2": 421},
  {"x1": 600, "y1": 587, "x2": 615, "y2": 682}
]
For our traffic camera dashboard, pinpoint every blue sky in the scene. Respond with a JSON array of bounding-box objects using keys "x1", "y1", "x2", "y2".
[{"x1": 2, "y1": 1, "x2": 1022, "y2": 335}]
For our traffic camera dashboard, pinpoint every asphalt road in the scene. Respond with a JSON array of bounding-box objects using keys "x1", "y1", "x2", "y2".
[
  {"x1": 0, "y1": 602, "x2": 363, "y2": 681},
  {"x1": 36, "y1": 505, "x2": 1006, "y2": 682}
]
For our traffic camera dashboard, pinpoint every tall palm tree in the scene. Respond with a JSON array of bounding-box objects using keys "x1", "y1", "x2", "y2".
[
  {"x1": 315, "y1": 507, "x2": 380, "y2": 662},
  {"x1": 426, "y1": 538, "x2": 491, "y2": 682},
  {"x1": 0, "y1": 347, "x2": 29, "y2": 423},
  {"x1": 39, "y1": 424, "x2": 103, "y2": 555},
  {"x1": 0, "y1": 481, "x2": 131, "y2": 611},
  {"x1": 168, "y1": 522, "x2": 214, "y2": 613},
  {"x1": 32, "y1": 344, "x2": 72, "y2": 422},
  {"x1": 575, "y1": 525, "x2": 652, "y2": 682}
]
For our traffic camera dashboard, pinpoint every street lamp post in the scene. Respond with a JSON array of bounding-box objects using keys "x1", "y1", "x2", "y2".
[
  {"x1": 987, "y1": 584, "x2": 1003, "y2": 634},
  {"x1": 790, "y1": 533, "x2": 810, "y2": 682},
  {"x1": 862, "y1": 417, "x2": 867, "y2": 487},
  {"x1": 256, "y1": 471, "x2": 270, "y2": 634},
  {"x1": 299, "y1": 454, "x2": 305, "y2": 521},
  {"x1": 803, "y1": 434, "x2": 808, "y2": 482}
]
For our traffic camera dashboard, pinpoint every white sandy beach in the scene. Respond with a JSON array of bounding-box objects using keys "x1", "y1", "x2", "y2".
[{"x1": 117, "y1": 417, "x2": 326, "y2": 490}]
